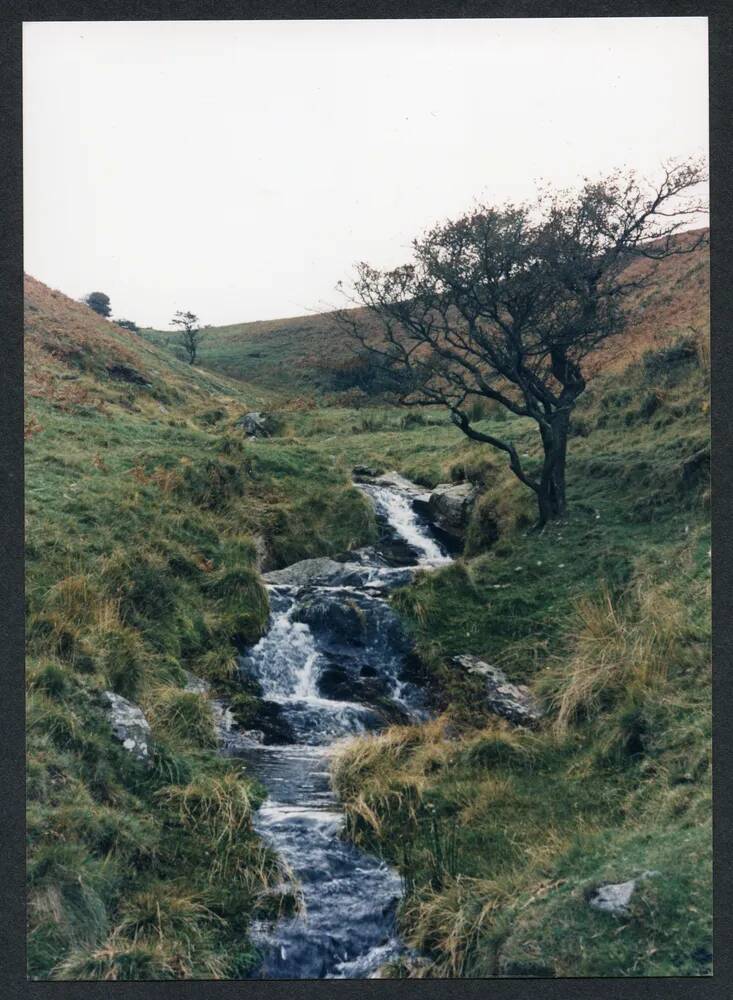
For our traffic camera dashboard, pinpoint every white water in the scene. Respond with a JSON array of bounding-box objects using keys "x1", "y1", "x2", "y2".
[
  {"x1": 360, "y1": 483, "x2": 451, "y2": 565},
  {"x1": 246, "y1": 600, "x2": 323, "y2": 700},
  {"x1": 218, "y1": 478, "x2": 451, "y2": 979}
]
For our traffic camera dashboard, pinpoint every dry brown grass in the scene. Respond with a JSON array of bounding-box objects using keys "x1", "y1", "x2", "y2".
[{"x1": 546, "y1": 581, "x2": 689, "y2": 735}]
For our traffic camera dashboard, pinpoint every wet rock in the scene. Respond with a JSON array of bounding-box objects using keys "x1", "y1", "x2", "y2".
[
  {"x1": 246, "y1": 699, "x2": 295, "y2": 745},
  {"x1": 586, "y1": 870, "x2": 660, "y2": 916},
  {"x1": 317, "y1": 662, "x2": 389, "y2": 703},
  {"x1": 294, "y1": 589, "x2": 412, "y2": 658},
  {"x1": 428, "y1": 483, "x2": 478, "y2": 542},
  {"x1": 371, "y1": 471, "x2": 429, "y2": 498},
  {"x1": 264, "y1": 557, "x2": 353, "y2": 588},
  {"x1": 235, "y1": 411, "x2": 271, "y2": 437},
  {"x1": 264, "y1": 556, "x2": 415, "y2": 593},
  {"x1": 101, "y1": 690, "x2": 153, "y2": 765},
  {"x1": 106, "y1": 363, "x2": 151, "y2": 387},
  {"x1": 452, "y1": 655, "x2": 543, "y2": 727}
]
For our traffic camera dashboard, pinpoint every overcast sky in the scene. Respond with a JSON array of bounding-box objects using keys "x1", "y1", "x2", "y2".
[{"x1": 23, "y1": 17, "x2": 708, "y2": 329}]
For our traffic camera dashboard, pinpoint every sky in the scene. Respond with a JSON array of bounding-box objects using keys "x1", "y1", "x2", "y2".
[{"x1": 23, "y1": 17, "x2": 709, "y2": 330}]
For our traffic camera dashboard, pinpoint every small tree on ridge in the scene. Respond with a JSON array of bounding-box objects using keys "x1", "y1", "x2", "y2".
[{"x1": 172, "y1": 310, "x2": 203, "y2": 365}]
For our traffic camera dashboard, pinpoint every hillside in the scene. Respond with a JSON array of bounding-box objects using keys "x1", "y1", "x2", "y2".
[
  {"x1": 142, "y1": 229, "x2": 709, "y2": 397},
  {"x1": 25, "y1": 252, "x2": 711, "y2": 980},
  {"x1": 24, "y1": 277, "x2": 381, "y2": 979}
]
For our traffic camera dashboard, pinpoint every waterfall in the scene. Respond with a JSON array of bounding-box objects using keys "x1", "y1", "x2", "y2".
[{"x1": 216, "y1": 476, "x2": 451, "y2": 979}]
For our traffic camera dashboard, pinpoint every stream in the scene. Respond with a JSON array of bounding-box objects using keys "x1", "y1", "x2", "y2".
[{"x1": 215, "y1": 479, "x2": 450, "y2": 979}]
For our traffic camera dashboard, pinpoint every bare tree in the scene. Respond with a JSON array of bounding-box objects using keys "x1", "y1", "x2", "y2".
[
  {"x1": 337, "y1": 161, "x2": 708, "y2": 527},
  {"x1": 172, "y1": 310, "x2": 204, "y2": 365}
]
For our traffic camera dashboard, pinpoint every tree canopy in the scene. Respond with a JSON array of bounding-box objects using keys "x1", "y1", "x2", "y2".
[
  {"x1": 337, "y1": 160, "x2": 708, "y2": 526},
  {"x1": 83, "y1": 291, "x2": 111, "y2": 318},
  {"x1": 172, "y1": 310, "x2": 204, "y2": 365}
]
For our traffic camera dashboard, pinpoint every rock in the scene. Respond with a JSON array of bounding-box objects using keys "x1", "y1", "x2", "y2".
[
  {"x1": 264, "y1": 556, "x2": 415, "y2": 593},
  {"x1": 101, "y1": 690, "x2": 153, "y2": 765},
  {"x1": 352, "y1": 465, "x2": 382, "y2": 479},
  {"x1": 250, "y1": 699, "x2": 296, "y2": 744},
  {"x1": 586, "y1": 871, "x2": 660, "y2": 916},
  {"x1": 372, "y1": 471, "x2": 430, "y2": 499},
  {"x1": 106, "y1": 363, "x2": 151, "y2": 387},
  {"x1": 427, "y1": 483, "x2": 478, "y2": 541},
  {"x1": 452, "y1": 655, "x2": 543, "y2": 727},
  {"x1": 294, "y1": 589, "x2": 412, "y2": 659},
  {"x1": 681, "y1": 446, "x2": 710, "y2": 492},
  {"x1": 235, "y1": 411, "x2": 270, "y2": 437},
  {"x1": 264, "y1": 557, "x2": 355, "y2": 588},
  {"x1": 184, "y1": 670, "x2": 210, "y2": 694}
]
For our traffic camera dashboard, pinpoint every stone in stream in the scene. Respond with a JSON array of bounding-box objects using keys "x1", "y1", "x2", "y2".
[
  {"x1": 427, "y1": 482, "x2": 479, "y2": 543},
  {"x1": 101, "y1": 690, "x2": 153, "y2": 765},
  {"x1": 292, "y1": 588, "x2": 412, "y2": 653},
  {"x1": 264, "y1": 556, "x2": 416, "y2": 592},
  {"x1": 452, "y1": 655, "x2": 543, "y2": 727}
]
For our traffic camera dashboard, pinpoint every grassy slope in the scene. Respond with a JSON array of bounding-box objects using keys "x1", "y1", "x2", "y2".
[
  {"x1": 142, "y1": 229, "x2": 709, "y2": 397},
  {"x1": 26, "y1": 234, "x2": 711, "y2": 981},
  {"x1": 329, "y1": 345, "x2": 711, "y2": 977},
  {"x1": 24, "y1": 277, "x2": 378, "y2": 979}
]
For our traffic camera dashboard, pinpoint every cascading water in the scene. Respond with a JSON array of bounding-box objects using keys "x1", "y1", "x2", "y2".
[{"x1": 216, "y1": 478, "x2": 450, "y2": 979}]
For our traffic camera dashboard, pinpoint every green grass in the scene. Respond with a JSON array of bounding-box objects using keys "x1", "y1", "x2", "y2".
[
  {"x1": 25, "y1": 283, "x2": 383, "y2": 978},
  {"x1": 27, "y1": 275, "x2": 711, "y2": 980},
  {"x1": 331, "y1": 345, "x2": 711, "y2": 979}
]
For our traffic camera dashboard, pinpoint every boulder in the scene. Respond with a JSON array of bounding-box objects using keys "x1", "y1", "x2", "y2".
[
  {"x1": 264, "y1": 557, "x2": 348, "y2": 588},
  {"x1": 428, "y1": 483, "x2": 478, "y2": 541},
  {"x1": 101, "y1": 690, "x2": 153, "y2": 765},
  {"x1": 452, "y1": 655, "x2": 543, "y2": 727},
  {"x1": 106, "y1": 363, "x2": 151, "y2": 387},
  {"x1": 293, "y1": 589, "x2": 412, "y2": 659},
  {"x1": 352, "y1": 465, "x2": 383, "y2": 479},
  {"x1": 235, "y1": 411, "x2": 270, "y2": 437},
  {"x1": 184, "y1": 671, "x2": 210, "y2": 694},
  {"x1": 263, "y1": 556, "x2": 415, "y2": 593},
  {"x1": 586, "y1": 871, "x2": 660, "y2": 916}
]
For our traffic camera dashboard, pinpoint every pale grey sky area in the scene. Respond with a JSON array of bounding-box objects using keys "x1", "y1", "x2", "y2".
[{"x1": 23, "y1": 17, "x2": 709, "y2": 330}]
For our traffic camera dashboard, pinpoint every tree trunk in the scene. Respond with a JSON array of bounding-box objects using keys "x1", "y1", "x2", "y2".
[{"x1": 536, "y1": 413, "x2": 569, "y2": 527}]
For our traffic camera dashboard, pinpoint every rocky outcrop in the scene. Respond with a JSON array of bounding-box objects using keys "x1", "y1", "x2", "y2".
[
  {"x1": 263, "y1": 556, "x2": 416, "y2": 593},
  {"x1": 452, "y1": 655, "x2": 543, "y2": 727},
  {"x1": 293, "y1": 588, "x2": 412, "y2": 658},
  {"x1": 106, "y1": 363, "x2": 151, "y2": 387},
  {"x1": 184, "y1": 670, "x2": 210, "y2": 694},
  {"x1": 586, "y1": 871, "x2": 660, "y2": 916},
  {"x1": 427, "y1": 483, "x2": 478, "y2": 542},
  {"x1": 235, "y1": 411, "x2": 271, "y2": 437},
  {"x1": 101, "y1": 690, "x2": 153, "y2": 765}
]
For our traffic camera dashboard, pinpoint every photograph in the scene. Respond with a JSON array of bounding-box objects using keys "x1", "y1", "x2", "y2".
[{"x1": 22, "y1": 15, "x2": 711, "y2": 981}]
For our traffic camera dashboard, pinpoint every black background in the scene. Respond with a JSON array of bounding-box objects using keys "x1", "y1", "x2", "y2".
[{"x1": 1, "y1": 3, "x2": 730, "y2": 997}]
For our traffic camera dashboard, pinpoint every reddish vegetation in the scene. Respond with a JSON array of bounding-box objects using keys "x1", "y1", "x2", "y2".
[
  {"x1": 25, "y1": 228, "x2": 708, "y2": 403},
  {"x1": 197, "y1": 229, "x2": 709, "y2": 390},
  {"x1": 24, "y1": 275, "x2": 150, "y2": 404},
  {"x1": 597, "y1": 228, "x2": 709, "y2": 372}
]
